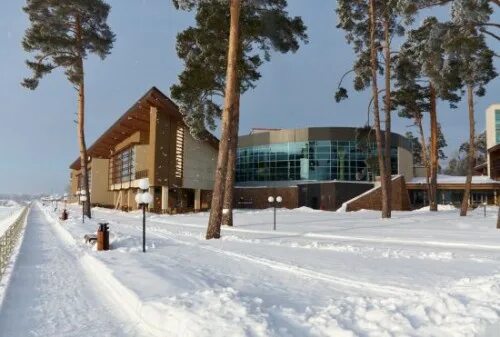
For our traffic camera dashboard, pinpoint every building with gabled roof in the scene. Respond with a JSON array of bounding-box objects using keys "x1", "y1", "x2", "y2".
[{"x1": 69, "y1": 87, "x2": 218, "y2": 213}]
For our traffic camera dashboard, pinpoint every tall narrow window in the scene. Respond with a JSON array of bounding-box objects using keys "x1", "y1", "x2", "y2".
[{"x1": 111, "y1": 146, "x2": 136, "y2": 184}]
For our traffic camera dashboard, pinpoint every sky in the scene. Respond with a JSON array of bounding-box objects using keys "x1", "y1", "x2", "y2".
[{"x1": 0, "y1": 1, "x2": 498, "y2": 195}]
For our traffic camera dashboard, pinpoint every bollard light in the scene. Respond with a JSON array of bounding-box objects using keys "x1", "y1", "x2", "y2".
[
  {"x1": 135, "y1": 192, "x2": 144, "y2": 205},
  {"x1": 138, "y1": 178, "x2": 150, "y2": 191},
  {"x1": 80, "y1": 194, "x2": 87, "y2": 224},
  {"x1": 268, "y1": 195, "x2": 283, "y2": 231},
  {"x1": 137, "y1": 178, "x2": 152, "y2": 253}
]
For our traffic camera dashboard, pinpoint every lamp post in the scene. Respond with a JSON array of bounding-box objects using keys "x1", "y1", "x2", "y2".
[
  {"x1": 63, "y1": 193, "x2": 68, "y2": 209},
  {"x1": 135, "y1": 178, "x2": 153, "y2": 253},
  {"x1": 80, "y1": 190, "x2": 87, "y2": 223},
  {"x1": 267, "y1": 195, "x2": 283, "y2": 230}
]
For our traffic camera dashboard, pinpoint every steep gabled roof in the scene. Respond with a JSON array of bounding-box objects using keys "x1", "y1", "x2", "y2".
[{"x1": 70, "y1": 87, "x2": 218, "y2": 170}]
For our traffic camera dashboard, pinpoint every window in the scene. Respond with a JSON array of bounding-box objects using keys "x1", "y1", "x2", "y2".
[
  {"x1": 236, "y1": 140, "x2": 399, "y2": 183},
  {"x1": 111, "y1": 147, "x2": 136, "y2": 184}
]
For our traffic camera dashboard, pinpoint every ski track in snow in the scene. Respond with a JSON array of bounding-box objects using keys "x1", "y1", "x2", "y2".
[
  {"x1": 146, "y1": 226, "x2": 418, "y2": 297},
  {"x1": 150, "y1": 218, "x2": 500, "y2": 252},
  {"x1": 0, "y1": 205, "x2": 148, "y2": 337}
]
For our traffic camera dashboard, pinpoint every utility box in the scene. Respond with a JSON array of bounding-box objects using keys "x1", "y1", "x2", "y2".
[{"x1": 97, "y1": 223, "x2": 109, "y2": 251}]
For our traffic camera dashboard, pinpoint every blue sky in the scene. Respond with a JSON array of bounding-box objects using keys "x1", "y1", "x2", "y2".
[{"x1": 0, "y1": 1, "x2": 498, "y2": 194}]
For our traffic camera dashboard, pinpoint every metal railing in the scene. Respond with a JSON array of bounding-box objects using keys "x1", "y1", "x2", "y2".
[{"x1": 0, "y1": 206, "x2": 29, "y2": 281}]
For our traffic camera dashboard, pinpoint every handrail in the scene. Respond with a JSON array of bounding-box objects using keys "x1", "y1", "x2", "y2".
[{"x1": 0, "y1": 205, "x2": 29, "y2": 281}]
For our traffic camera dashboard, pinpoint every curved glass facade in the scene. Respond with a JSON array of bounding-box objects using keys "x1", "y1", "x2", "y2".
[{"x1": 236, "y1": 140, "x2": 398, "y2": 183}]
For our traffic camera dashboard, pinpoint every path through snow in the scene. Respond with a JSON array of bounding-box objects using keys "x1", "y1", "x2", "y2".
[{"x1": 0, "y1": 205, "x2": 148, "y2": 337}]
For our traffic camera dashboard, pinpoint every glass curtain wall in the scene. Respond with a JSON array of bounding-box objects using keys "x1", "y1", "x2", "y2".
[
  {"x1": 111, "y1": 146, "x2": 136, "y2": 184},
  {"x1": 236, "y1": 141, "x2": 398, "y2": 183}
]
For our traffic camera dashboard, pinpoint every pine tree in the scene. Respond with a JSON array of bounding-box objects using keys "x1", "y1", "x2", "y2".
[
  {"x1": 172, "y1": 0, "x2": 307, "y2": 236},
  {"x1": 336, "y1": 0, "x2": 415, "y2": 218},
  {"x1": 444, "y1": 0, "x2": 497, "y2": 215},
  {"x1": 405, "y1": 131, "x2": 424, "y2": 165},
  {"x1": 393, "y1": 17, "x2": 461, "y2": 211},
  {"x1": 22, "y1": 0, "x2": 115, "y2": 219},
  {"x1": 459, "y1": 131, "x2": 487, "y2": 165}
]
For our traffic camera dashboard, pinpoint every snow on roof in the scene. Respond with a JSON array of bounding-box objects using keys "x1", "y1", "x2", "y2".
[{"x1": 409, "y1": 174, "x2": 500, "y2": 185}]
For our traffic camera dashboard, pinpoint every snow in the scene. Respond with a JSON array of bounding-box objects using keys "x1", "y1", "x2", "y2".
[
  {"x1": 4, "y1": 202, "x2": 493, "y2": 336},
  {"x1": 409, "y1": 174, "x2": 500, "y2": 185},
  {"x1": 0, "y1": 200, "x2": 19, "y2": 208},
  {"x1": 2, "y1": 202, "x2": 500, "y2": 336},
  {"x1": 0, "y1": 204, "x2": 150, "y2": 337},
  {"x1": 0, "y1": 204, "x2": 24, "y2": 237}
]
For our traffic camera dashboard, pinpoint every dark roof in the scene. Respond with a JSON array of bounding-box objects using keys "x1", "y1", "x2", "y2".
[
  {"x1": 70, "y1": 87, "x2": 218, "y2": 170},
  {"x1": 488, "y1": 143, "x2": 500, "y2": 153}
]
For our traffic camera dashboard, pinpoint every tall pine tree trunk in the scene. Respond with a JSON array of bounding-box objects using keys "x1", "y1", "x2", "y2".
[
  {"x1": 222, "y1": 88, "x2": 240, "y2": 227},
  {"x1": 206, "y1": 0, "x2": 241, "y2": 239},
  {"x1": 429, "y1": 82, "x2": 438, "y2": 211},
  {"x1": 383, "y1": 16, "x2": 392, "y2": 218},
  {"x1": 78, "y1": 77, "x2": 91, "y2": 218},
  {"x1": 416, "y1": 115, "x2": 432, "y2": 206},
  {"x1": 460, "y1": 84, "x2": 475, "y2": 216},
  {"x1": 76, "y1": 15, "x2": 91, "y2": 219},
  {"x1": 369, "y1": 0, "x2": 389, "y2": 218}
]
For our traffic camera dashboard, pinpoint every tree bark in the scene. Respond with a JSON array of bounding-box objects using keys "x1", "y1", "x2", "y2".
[
  {"x1": 222, "y1": 89, "x2": 240, "y2": 227},
  {"x1": 369, "y1": 0, "x2": 389, "y2": 218},
  {"x1": 497, "y1": 205, "x2": 500, "y2": 229},
  {"x1": 76, "y1": 14, "x2": 91, "y2": 219},
  {"x1": 429, "y1": 82, "x2": 438, "y2": 211},
  {"x1": 206, "y1": 0, "x2": 241, "y2": 239},
  {"x1": 460, "y1": 84, "x2": 475, "y2": 216},
  {"x1": 383, "y1": 15, "x2": 392, "y2": 218},
  {"x1": 416, "y1": 115, "x2": 432, "y2": 205}
]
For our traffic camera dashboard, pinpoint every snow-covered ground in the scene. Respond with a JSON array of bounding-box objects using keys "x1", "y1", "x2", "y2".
[
  {"x1": 0, "y1": 204, "x2": 148, "y2": 337},
  {"x1": 0, "y1": 202, "x2": 23, "y2": 236},
  {"x1": 2, "y1": 202, "x2": 500, "y2": 336}
]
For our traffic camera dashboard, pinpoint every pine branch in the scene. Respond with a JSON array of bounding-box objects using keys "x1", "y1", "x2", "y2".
[{"x1": 480, "y1": 28, "x2": 500, "y2": 41}]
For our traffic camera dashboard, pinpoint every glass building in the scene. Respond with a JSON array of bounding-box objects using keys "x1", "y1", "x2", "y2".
[{"x1": 236, "y1": 127, "x2": 412, "y2": 184}]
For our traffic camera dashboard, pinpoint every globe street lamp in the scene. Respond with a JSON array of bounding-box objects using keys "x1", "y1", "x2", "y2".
[
  {"x1": 268, "y1": 195, "x2": 283, "y2": 230},
  {"x1": 135, "y1": 178, "x2": 153, "y2": 253},
  {"x1": 63, "y1": 193, "x2": 68, "y2": 209}
]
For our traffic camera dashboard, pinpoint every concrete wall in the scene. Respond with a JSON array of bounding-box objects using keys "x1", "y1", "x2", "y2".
[
  {"x1": 89, "y1": 158, "x2": 113, "y2": 207},
  {"x1": 182, "y1": 132, "x2": 218, "y2": 190},
  {"x1": 486, "y1": 104, "x2": 499, "y2": 150},
  {"x1": 413, "y1": 166, "x2": 427, "y2": 178},
  {"x1": 398, "y1": 147, "x2": 414, "y2": 180},
  {"x1": 486, "y1": 104, "x2": 500, "y2": 177},
  {"x1": 69, "y1": 159, "x2": 113, "y2": 207}
]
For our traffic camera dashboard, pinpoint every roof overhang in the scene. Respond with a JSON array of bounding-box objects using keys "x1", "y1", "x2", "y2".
[{"x1": 488, "y1": 144, "x2": 500, "y2": 153}]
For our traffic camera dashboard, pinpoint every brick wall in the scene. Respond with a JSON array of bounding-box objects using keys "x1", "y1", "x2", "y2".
[{"x1": 345, "y1": 176, "x2": 411, "y2": 212}]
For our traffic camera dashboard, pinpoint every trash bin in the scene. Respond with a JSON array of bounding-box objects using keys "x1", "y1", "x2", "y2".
[
  {"x1": 60, "y1": 209, "x2": 68, "y2": 221},
  {"x1": 97, "y1": 222, "x2": 109, "y2": 251}
]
